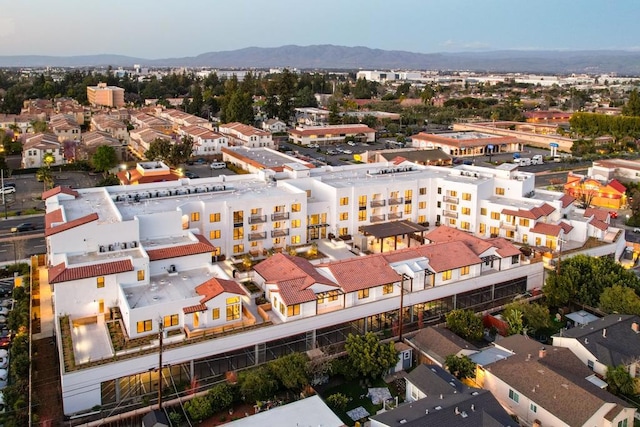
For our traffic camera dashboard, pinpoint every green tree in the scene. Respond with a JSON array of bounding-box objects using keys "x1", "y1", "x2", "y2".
[
  {"x1": 606, "y1": 364, "x2": 637, "y2": 396},
  {"x1": 91, "y1": 145, "x2": 118, "y2": 176},
  {"x1": 326, "y1": 393, "x2": 349, "y2": 411},
  {"x1": 184, "y1": 395, "x2": 213, "y2": 422},
  {"x1": 445, "y1": 309, "x2": 484, "y2": 341},
  {"x1": 239, "y1": 365, "x2": 279, "y2": 402},
  {"x1": 43, "y1": 152, "x2": 55, "y2": 168},
  {"x1": 36, "y1": 167, "x2": 54, "y2": 192},
  {"x1": 599, "y1": 285, "x2": 640, "y2": 315},
  {"x1": 503, "y1": 306, "x2": 524, "y2": 335},
  {"x1": 268, "y1": 352, "x2": 309, "y2": 391},
  {"x1": 353, "y1": 78, "x2": 372, "y2": 99},
  {"x1": 504, "y1": 301, "x2": 551, "y2": 335},
  {"x1": 96, "y1": 174, "x2": 121, "y2": 187},
  {"x1": 444, "y1": 354, "x2": 476, "y2": 379},
  {"x1": 145, "y1": 138, "x2": 173, "y2": 163},
  {"x1": 622, "y1": 89, "x2": 640, "y2": 117},
  {"x1": 207, "y1": 382, "x2": 237, "y2": 413},
  {"x1": 344, "y1": 332, "x2": 398, "y2": 379},
  {"x1": 328, "y1": 100, "x2": 341, "y2": 125},
  {"x1": 29, "y1": 120, "x2": 48, "y2": 133}
]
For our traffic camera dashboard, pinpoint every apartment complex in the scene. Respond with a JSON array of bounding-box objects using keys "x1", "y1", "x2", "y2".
[
  {"x1": 288, "y1": 124, "x2": 376, "y2": 146},
  {"x1": 86, "y1": 82, "x2": 125, "y2": 108}
]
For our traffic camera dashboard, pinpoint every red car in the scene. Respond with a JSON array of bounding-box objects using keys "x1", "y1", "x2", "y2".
[{"x1": 609, "y1": 211, "x2": 618, "y2": 219}]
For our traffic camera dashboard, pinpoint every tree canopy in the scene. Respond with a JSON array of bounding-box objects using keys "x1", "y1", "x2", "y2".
[
  {"x1": 344, "y1": 332, "x2": 398, "y2": 379},
  {"x1": 622, "y1": 89, "x2": 640, "y2": 117},
  {"x1": 445, "y1": 309, "x2": 484, "y2": 341},
  {"x1": 91, "y1": 145, "x2": 118, "y2": 175},
  {"x1": 144, "y1": 135, "x2": 194, "y2": 167},
  {"x1": 444, "y1": 354, "x2": 476, "y2": 379}
]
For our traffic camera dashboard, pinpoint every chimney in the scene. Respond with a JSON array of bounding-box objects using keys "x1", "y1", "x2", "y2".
[
  {"x1": 538, "y1": 347, "x2": 547, "y2": 359},
  {"x1": 602, "y1": 328, "x2": 607, "y2": 338},
  {"x1": 632, "y1": 322, "x2": 639, "y2": 333}
]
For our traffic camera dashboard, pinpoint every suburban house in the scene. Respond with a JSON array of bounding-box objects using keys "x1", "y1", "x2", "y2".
[
  {"x1": 90, "y1": 114, "x2": 130, "y2": 143},
  {"x1": 49, "y1": 113, "x2": 80, "y2": 142},
  {"x1": 178, "y1": 125, "x2": 229, "y2": 156},
  {"x1": 476, "y1": 334, "x2": 635, "y2": 427},
  {"x1": 22, "y1": 132, "x2": 64, "y2": 168},
  {"x1": 409, "y1": 326, "x2": 479, "y2": 366},
  {"x1": 219, "y1": 122, "x2": 274, "y2": 149},
  {"x1": 553, "y1": 314, "x2": 640, "y2": 378},
  {"x1": 370, "y1": 364, "x2": 515, "y2": 427},
  {"x1": 81, "y1": 131, "x2": 128, "y2": 162},
  {"x1": 262, "y1": 118, "x2": 287, "y2": 133}
]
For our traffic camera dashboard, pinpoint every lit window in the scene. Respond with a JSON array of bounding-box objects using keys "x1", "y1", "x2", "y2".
[
  {"x1": 491, "y1": 212, "x2": 500, "y2": 220},
  {"x1": 462, "y1": 193, "x2": 471, "y2": 201},
  {"x1": 358, "y1": 289, "x2": 369, "y2": 299},
  {"x1": 358, "y1": 211, "x2": 366, "y2": 221},
  {"x1": 291, "y1": 235, "x2": 301, "y2": 244},
  {"x1": 287, "y1": 304, "x2": 301, "y2": 316},
  {"x1": 226, "y1": 296, "x2": 241, "y2": 321},
  {"x1": 328, "y1": 290, "x2": 339, "y2": 301},
  {"x1": 419, "y1": 201, "x2": 427, "y2": 209},
  {"x1": 340, "y1": 212, "x2": 349, "y2": 220},
  {"x1": 136, "y1": 319, "x2": 152, "y2": 333},
  {"x1": 442, "y1": 270, "x2": 452, "y2": 280},
  {"x1": 519, "y1": 218, "x2": 530, "y2": 226},
  {"x1": 212, "y1": 308, "x2": 220, "y2": 320},
  {"x1": 490, "y1": 226, "x2": 500, "y2": 236},
  {"x1": 496, "y1": 187, "x2": 505, "y2": 196},
  {"x1": 404, "y1": 204, "x2": 411, "y2": 214},
  {"x1": 383, "y1": 284, "x2": 394, "y2": 295},
  {"x1": 460, "y1": 266, "x2": 470, "y2": 275},
  {"x1": 340, "y1": 197, "x2": 349, "y2": 206},
  {"x1": 480, "y1": 207, "x2": 487, "y2": 216},
  {"x1": 210, "y1": 213, "x2": 221, "y2": 222},
  {"x1": 479, "y1": 223, "x2": 486, "y2": 234},
  {"x1": 163, "y1": 314, "x2": 179, "y2": 327},
  {"x1": 137, "y1": 270, "x2": 145, "y2": 281},
  {"x1": 233, "y1": 244, "x2": 244, "y2": 254},
  {"x1": 291, "y1": 203, "x2": 301, "y2": 212},
  {"x1": 461, "y1": 221, "x2": 470, "y2": 230},
  {"x1": 419, "y1": 187, "x2": 427, "y2": 195},
  {"x1": 233, "y1": 227, "x2": 244, "y2": 240},
  {"x1": 233, "y1": 210, "x2": 243, "y2": 223},
  {"x1": 191, "y1": 212, "x2": 200, "y2": 221},
  {"x1": 461, "y1": 207, "x2": 471, "y2": 215},
  {"x1": 339, "y1": 227, "x2": 348, "y2": 236},
  {"x1": 210, "y1": 229, "x2": 221, "y2": 239},
  {"x1": 97, "y1": 276, "x2": 105, "y2": 288},
  {"x1": 291, "y1": 219, "x2": 301, "y2": 228}
]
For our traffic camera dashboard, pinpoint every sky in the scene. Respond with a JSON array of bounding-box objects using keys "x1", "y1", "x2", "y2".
[{"x1": 0, "y1": 0, "x2": 638, "y2": 58}]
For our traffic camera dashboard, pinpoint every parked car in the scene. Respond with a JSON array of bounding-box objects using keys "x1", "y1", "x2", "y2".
[
  {"x1": 0, "y1": 369, "x2": 7, "y2": 382},
  {"x1": 0, "y1": 390, "x2": 5, "y2": 412},
  {"x1": 184, "y1": 172, "x2": 199, "y2": 179},
  {"x1": 308, "y1": 143, "x2": 319, "y2": 149},
  {"x1": 0, "y1": 337, "x2": 11, "y2": 349},
  {"x1": 11, "y1": 223, "x2": 36, "y2": 233},
  {"x1": 210, "y1": 162, "x2": 226, "y2": 169},
  {"x1": 347, "y1": 141, "x2": 357, "y2": 146},
  {"x1": 0, "y1": 300, "x2": 11, "y2": 308},
  {"x1": 609, "y1": 211, "x2": 618, "y2": 219},
  {"x1": 343, "y1": 149, "x2": 353, "y2": 154},
  {"x1": 0, "y1": 357, "x2": 8, "y2": 369},
  {"x1": 0, "y1": 187, "x2": 15, "y2": 195}
]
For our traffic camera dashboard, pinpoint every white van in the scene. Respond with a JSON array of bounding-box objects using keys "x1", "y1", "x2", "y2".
[
  {"x1": 514, "y1": 158, "x2": 531, "y2": 166},
  {"x1": 531, "y1": 155, "x2": 544, "y2": 165},
  {"x1": 210, "y1": 162, "x2": 226, "y2": 169}
]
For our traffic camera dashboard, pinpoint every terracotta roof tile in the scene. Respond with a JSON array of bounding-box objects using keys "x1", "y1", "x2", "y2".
[
  {"x1": 183, "y1": 304, "x2": 208, "y2": 314},
  {"x1": 276, "y1": 277, "x2": 318, "y2": 305},
  {"x1": 425, "y1": 225, "x2": 492, "y2": 256},
  {"x1": 45, "y1": 212, "x2": 99, "y2": 237},
  {"x1": 45, "y1": 208, "x2": 64, "y2": 229},
  {"x1": 590, "y1": 218, "x2": 609, "y2": 231},
  {"x1": 485, "y1": 238, "x2": 522, "y2": 258},
  {"x1": 49, "y1": 259, "x2": 134, "y2": 284},
  {"x1": 529, "y1": 222, "x2": 563, "y2": 237},
  {"x1": 584, "y1": 207, "x2": 610, "y2": 222},
  {"x1": 42, "y1": 185, "x2": 79, "y2": 200},
  {"x1": 608, "y1": 179, "x2": 626, "y2": 194},
  {"x1": 146, "y1": 235, "x2": 216, "y2": 261},
  {"x1": 560, "y1": 194, "x2": 576, "y2": 208},
  {"x1": 195, "y1": 277, "x2": 247, "y2": 304},
  {"x1": 502, "y1": 203, "x2": 555, "y2": 220},
  {"x1": 323, "y1": 255, "x2": 400, "y2": 292}
]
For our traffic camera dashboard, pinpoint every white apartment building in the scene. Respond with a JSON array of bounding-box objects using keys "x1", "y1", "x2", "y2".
[
  {"x1": 219, "y1": 122, "x2": 274, "y2": 149},
  {"x1": 288, "y1": 124, "x2": 376, "y2": 146},
  {"x1": 178, "y1": 125, "x2": 229, "y2": 156}
]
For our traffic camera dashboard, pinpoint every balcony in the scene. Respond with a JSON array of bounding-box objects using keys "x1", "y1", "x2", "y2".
[
  {"x1": 500, "y1": 221, "x2": 517, "y2": 231},
  {"x1": 388, "y1": 197, "x2": 404, "y2": 205},
  {"x1": 248, "y1": 215, "x2": 267, "y2": 224},
  {"x1": 370, "y1": 214, "x2": 386, "y2": 223},
  {"x1": 388, "y1": 212, "x2": 403, "y2": 220},
  {"x1": 370, "y1": 199, "x2": 386, "y2": 207},
  {"x1": 443, "y1": 210, "x2": 458, "y2": 219},
  {"x1": 248, "y1": 231, "x2": 267, "y2": 241},
  {"x1": 443, "y1": 195, "x2": 459, "y2": 204},
  {"x1": 271, "y1": 229, "x2": 290, "y2": 238},
  {"x1": 271, "y1": 212, "x2": 290, "y2": 221}
]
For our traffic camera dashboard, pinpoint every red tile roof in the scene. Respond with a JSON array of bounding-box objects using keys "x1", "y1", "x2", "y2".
[
  {"x1": 195, "y1": 277, "x2": 247, "y2": 304},
  {"x1": 146, "y1": 235, "x2": 216, "y2": 261},
  {"x1": 425, "y1": 226, "x2": 492, "y2": 256},
  {"x1": 183, "y1": 304, "x2": 208, "y2": 314},
  {"x1": 485, "y1": 238, "x2": 522, "y2": 258},
  {"x1": 559, "y1": 221, "x2": 574, "y2": 234},
  {"x1": 45, "y1": 213, "x2": 99, "y2": 237},
  {"x1": 288, "y1": 124, "x2": 375, "y2": 137},
  {"x1": 116, "y1": 168, "x2": 180, "y2": 185},
  {"x1": 45, "y1": 208, "x2": 64, "y2": 229},
  {"x1": 584, "y1": 208, "x2": 609, "y2": 222},
  {"x1": 501, "y1": 203, "x2": 555, "y2": 220},
  {"x1": 49, "y1": 259, "x2": 134, "y2": 284},
  {"x1": 608, "y1": 179, "x2": 626, "y2": 194},
  {"x1": 323, "y1": 255, "x2": 401, "y2": 292},
  {"x1": 589, "y1": 219, "x2": 609, "y2": 231},
  {"x1": 42, "y1": 186, "x2": 78, "y2": 200},
  {"x1": 560, "y1": 194, "x2": 576, "y2": 208},
  {"x1": 529, "y1": 222, "x2": 563, "y2": 237},
  {"x1": 276, "y1": 277, "x2": 318, "y2": 305}
]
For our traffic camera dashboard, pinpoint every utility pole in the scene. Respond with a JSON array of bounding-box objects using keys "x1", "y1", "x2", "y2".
[
  {"x1": 157, "y1": 320, "x2": 164, "y2": 410},
  {"x1": 1, "y1": 169, "x2": 6, "y2": 220}
]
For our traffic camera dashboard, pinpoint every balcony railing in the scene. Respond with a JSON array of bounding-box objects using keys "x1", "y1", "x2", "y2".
[
  {"x1": 443, "y1": 196, "x2": 459, "y2": 204},
  {"x1": 271, "y1": 229, "x2": 290, "y2": 238},
  {"x1": 370, "y1": 214, "x2": 386, "y2": 223},
  {"x1": 271, "y1": 212, "x2": 290, "y2": 221},
  {"x1": 388, "y1": 197, "x2": 404, "y2": 205},
  {"x1": 388, "y1": 212, "x2": 403, "y2": 220},
  {"x1": 248, "y1": 232, "x2": 267, "y2": 241},
  {"x1": 500, "y1": 221, "x2": 517, "y2": 231},
  {"x1": 248, "y1": 215, "x2": 267, "y2": 224},
  {"x1": 443, "y1": 210, "x2": 458, "y2": 219},
  {"x1": 370, "y1": 199, "x2": 386, "y2": 207}
]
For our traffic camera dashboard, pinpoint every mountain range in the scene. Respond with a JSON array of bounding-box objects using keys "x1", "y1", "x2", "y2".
[{"x1": 1, "y1": 45, "x2": 639, "y2": 75}]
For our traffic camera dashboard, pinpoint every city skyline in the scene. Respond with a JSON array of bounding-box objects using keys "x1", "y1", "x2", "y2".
[{"x1": 1, "y1": 0, "x2": 639, "y2": 58}]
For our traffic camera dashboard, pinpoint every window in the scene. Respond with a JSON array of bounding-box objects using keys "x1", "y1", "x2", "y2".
[
  {"x1": 437, "y1": 201, "x2": 441, "y2": 208},
  {"x1": 291, "y1": 235, "x2": 301, "y2": 244},
  {"x1": 618, "y1": 419, "x2": 628, "y2": 427},
  {"x1": 479, "y1": 223, "x2": 486, "y2": 234},
  {"x1": 291, "y1": 203, "x2": 301, "y2": 212},
  {"x1": 461, "y1": 207, "x2": 471, "y2": 215},
  {"x1": 462, "y1": 193, "x2": 471, "y2": 201},
  {"x1": 137, "y1": 270, "x2": 145, "y2": 281},
  {"x1": 358, "y1": 195, "x2": 367, "y2": 208},
  {"x1": 287, "y1": 304, "x2": 300, "y2": 316},
  {"x1": 519, "y1": 218, "x2": 530, "y2": 227},
  {"x1": 97, "y1": 276, "x2": 105, "y2": 288},
  {"x1": 212, "y1": 308, "x2": 220, "y2": 320},
  {"x1": 340, "y1": 197, "x2": 349, "y2": 206},
  {"x1": 490, "y1": 226, "x2": 500, "y2": 236},
  {"x1": 210, "y1": 229, "x2": 221, "y2": 239},
  {"x1": 491, "y1": 212, "x2": 500, "y2": 220},
  {"x1": 588, "y1": 360, "x2": 594, "y2": 370},
  {"x1": 449, "y1": 190, "x2": 457, "y2": 197},
  {"x1": 404, "y1": 204, "x2": 412, "y2": 214},
  {"x1": 506, "y1": 230, "x2": 515, "y2": 239},
  {"x1": 442, "y1": 270, "x2": 452, "y2": 280},
  {"x1": 419, "y1": 187, "x2": 427, "y2": 195},
  {"x1": 404, "y1": 189, "x2": 413, "y2": 202},
  {"x1": 461, "y1": 221, "x2": 470, "y2": 230},
  {"x1": 317, "y1": 294, "x2": 325, "y2": 304},
  {"x1": 535, "y1": 237, "x2": 541, "y2": 246},
  {"x1": 358, "y1": 210, "x2": 367, "y2": 221},
  {"x1": 480, "y1": 207, "x2": 487, "y2": 216},
  {"x1": 512, "y1": 255, "x2": 519, "y2": 264},
  {"x1": 328, "y1": 290, "x2": 339, "y2": 302},
  {"x1": 137, "y1": 319, "x2": 152, "y2": 333},
  {"x1": 419, "y1": 201, "x2": 427, "y2": 209},
  {"x1": 447, "y1": 218, "x2": 456, "y2": 226},
  {"x1": 447, "y1": 204, "x2": 457, "y2": 211},
  {"x1": 508, "y1": 389, "x2": 519, "y2": 403},
  {"x1": 437, "y1": 187, "x2": 442, "y2": 195},
  {"x1": 163, "y1": 314, "x2": 179, "y2": 327},
  {"x1": 522, "y1": 234, "x2": 528, "y2": 244},
  {"x1": 339, "y1": 227, "x2": 348, "y2": 236},
  {"x1": 530, "y1": 403, "x2": 537, "y2": 413},
  {"x1": 383, "y1": 284, "x2": 394, "y2": 295},
  {"x1": 495, "y1": 187, "x2": 505, "y2": 196},
  {"x1": 190, "y1": 212, "x2": 200, "y2": 221},
  {"x1": 226, "y1": 296, "x2": 241, "y2": 321},
  {"x1": 418, "y1": 215, "x2": 426, "y2": 223},
  {"x1": 233, "y1": 227, "x2": 244, "y2": 240},
  {"x1": 233, "y1": 210, "x2": 243, "y2": 223},
  {"x1": 210, "y1": 212, "x2": 221, "y2": 222},
  {"x1": 233, "y1": 244, "x2": 244, "y2": 254},
  {"x1": 460, "y1": 266, "x2": 470, "y2": 276},
  {"x1": 358, "y1": 289, "x2": 370, "y2": 299},
  {"x1": 291, "y1": 219, "x2": 301, "y2": 228},
  {"x1": 339, "y1": 212, "x2": 349, "y2": 220}
]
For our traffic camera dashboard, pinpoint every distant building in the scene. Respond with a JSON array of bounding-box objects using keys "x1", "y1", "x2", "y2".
[
  {"x1": 87, "y1": 83, "x2": 125, "y2": 108},
  {"x1": 22, "y1": 132, "x2": 64, "y2": 168},
  {"x1": 288, "y1": 124, "x2": 376, "y2": 146}
]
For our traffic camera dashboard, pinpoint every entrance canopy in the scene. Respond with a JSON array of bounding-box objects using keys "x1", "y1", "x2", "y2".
[{"x1": 360, "y1": 220, "x2": 428, "y2": 239}]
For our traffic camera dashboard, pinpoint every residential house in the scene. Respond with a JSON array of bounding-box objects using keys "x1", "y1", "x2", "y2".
[
  {"x1": 476, "y1": 334, "x2": 635, "y2": 427},
  {"x1": 262, "y1": 118, "x2": 287, "y2": 133},
  {"x1": 22, "y1": 132, "x2": 64, "y2": 168},
  {"x1": 409, "y1": 326, "x2": 478, "y2": 366},
  {"x1": 49, "y1": 113, "x2": 80, "y2": 142},
  {"x1": 81, "y1": 131, "x2": 128, "y2": 162},
  {"x1": 288, "y1": 124, "x2": 376, "y2": 146},
  {"x1": 219, "y1": 122, "x2": 274, "y2": 149},
  {"x1": 178, "y1": 125, "x2": 229, "y2": 156},
  {"x1": 91, "y1": 114, "x2": 130, "y2": 143},
  {"x1": 565, "y1": 173, "x2": 626, "y2": 209}
]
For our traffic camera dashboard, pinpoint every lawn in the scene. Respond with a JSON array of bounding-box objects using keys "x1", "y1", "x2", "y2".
[{"x1": 319, "y1": 377, "x2": 392, "y2": 426}]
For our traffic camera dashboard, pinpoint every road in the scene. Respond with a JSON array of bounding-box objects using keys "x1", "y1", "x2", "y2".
[{"x1": 0, "y1": 216, "x2": 45, "y2": 263}]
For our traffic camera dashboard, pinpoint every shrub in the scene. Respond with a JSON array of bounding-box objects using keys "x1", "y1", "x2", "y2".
[{"x1": 326, "y1": 393, "x2": 349, "y2": 411}]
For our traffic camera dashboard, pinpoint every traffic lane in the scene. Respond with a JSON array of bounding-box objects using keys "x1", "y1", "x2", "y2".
[
  {"x1": 0, "y1": 217, "x2": 45, "y2": 235},
  {"x1": 0, "y1": 236, "x2": 45, "y2": 263}
]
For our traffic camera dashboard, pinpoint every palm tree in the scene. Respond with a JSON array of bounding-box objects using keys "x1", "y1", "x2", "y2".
[
  {"x1": 36, "y1": 167, "x2": 54, "y2": 192},
  {"x1": 606, "y1": 365, "x2": 637, "y2": 396}
]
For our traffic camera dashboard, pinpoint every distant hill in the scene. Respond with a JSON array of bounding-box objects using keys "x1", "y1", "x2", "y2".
[{"x1": 1, "y1": 45, "x2": 640, "y2": 74}]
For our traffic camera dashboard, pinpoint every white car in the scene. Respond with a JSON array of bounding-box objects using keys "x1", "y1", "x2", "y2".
[
  {"x1": 0, "y1": 300, "x2": 10, "y2": 308},
  {"x1": 0, "y1": 187, "x2": 15, "y2": 195},
  {"x1": 0, "y1": 369, "x2": 7, "y2": 381},
  {"x1": 308, "y1": 144, "x2": 319, "y2": 149},
  {"x1": 343, "y1": 149, "x2": 353, "y2": 155},
  {"x1": 347, "y1": 141, "x2": 357, "y2": 146},
  {"x1": 0, "y1": 316, "x2": 6, "y2": 324},
  {"x1": 0, "y1": 357, "x2": 7, "y2": 369},
  {"x1": 0, "y1": 350, "x2": 7, "y2": 359}
]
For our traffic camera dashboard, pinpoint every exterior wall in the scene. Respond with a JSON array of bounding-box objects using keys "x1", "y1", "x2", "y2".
[
  {"x1": 405, "y1": 380, "x2": 427, "y2": 402},
  {"x1": 552, "y1": 337, "x2": 607, "y2": 376},
  {"x1": 22, "y1": 145, "x2": 65, "y2": 168}
]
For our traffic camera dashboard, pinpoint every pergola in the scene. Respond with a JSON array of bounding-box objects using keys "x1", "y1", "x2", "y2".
[{"x1": 359, "y1": 220, "x2": 428, "y2": 253}]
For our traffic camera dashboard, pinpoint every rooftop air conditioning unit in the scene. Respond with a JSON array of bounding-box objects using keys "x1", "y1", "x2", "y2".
[{"x1": 168, "y1": 265, "x2": 177, "y2": 275}]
